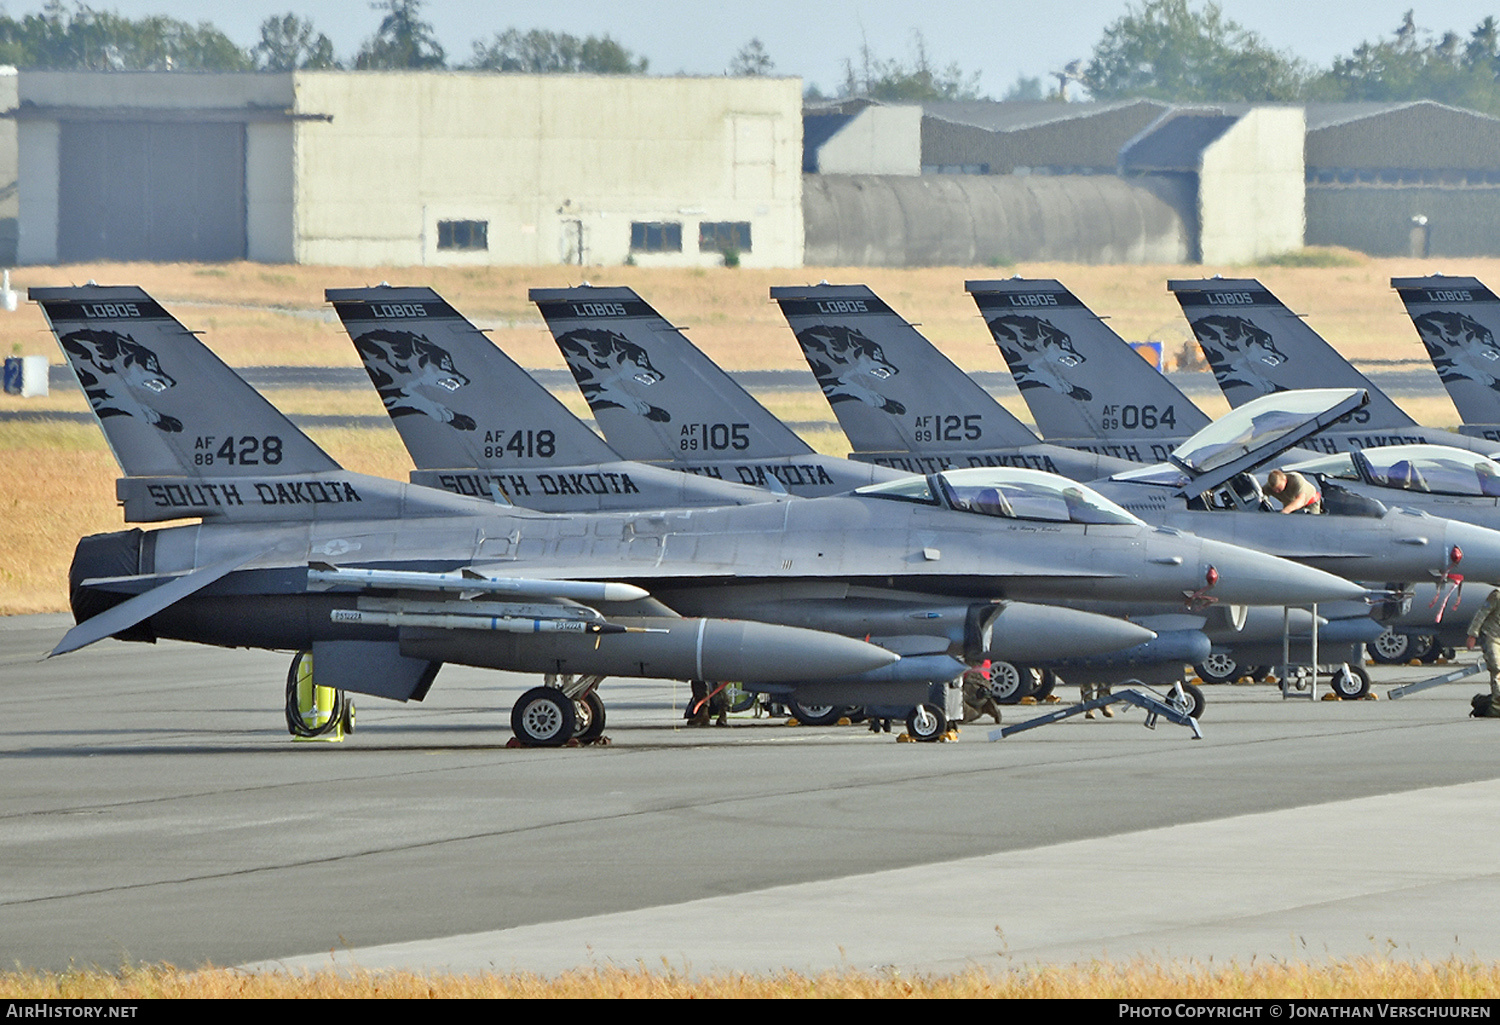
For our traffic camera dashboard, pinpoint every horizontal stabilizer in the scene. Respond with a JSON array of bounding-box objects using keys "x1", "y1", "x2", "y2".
[{"x1": 51, "y1": 549, "x2": 265, "y2": 657}]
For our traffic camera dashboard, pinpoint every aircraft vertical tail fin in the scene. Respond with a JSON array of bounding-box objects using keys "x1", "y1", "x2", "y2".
[
  {"x1": 1168, "y1": 277, "x2": 1417, "y2": 428},
  {"x1": 966, "y1": 278, "x2": 1211, "y2": 442},
  {"x1": 326, "y1": 286, "x2": 620, "y2": 469},
  {"x1": 1392, "y1": 275, "x2": 1500, "y2": 433},
  {"x1": 771, "y1": 282, "x2": 1043, "y2": 455},
  {"x1": 33, "y1": 285, "x2": 339, "y2": 479},
  {"x1": 530, "y1": 285, "x2": 814, "y2": 461}
]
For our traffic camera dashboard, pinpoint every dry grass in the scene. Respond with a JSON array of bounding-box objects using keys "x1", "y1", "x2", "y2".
[
  {"x1": 3, "y1": 256, "x2": 1495, "y2": 614},
  {"x1": 3, "y1": 958, "x2": 1498, "y2": 998}
]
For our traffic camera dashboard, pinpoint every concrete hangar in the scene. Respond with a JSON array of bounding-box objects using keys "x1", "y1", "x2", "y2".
[
  {"x1": 1, "y1": 70, "x2": 804, "y2": 268},
  {"x1": 805, "y1": 97, "x2": 1500, "y2": 266}
]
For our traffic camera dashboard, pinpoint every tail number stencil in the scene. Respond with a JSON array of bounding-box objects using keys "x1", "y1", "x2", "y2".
[
  {"x1": 1099, "y1": 405, "x2": 1176, "y2": 431},
  {"x1": 913, "y1": 414, "x2": 982, "y2": 443},
  {"x1": 680, "y1": 423, "x2": 750, "y2": 452},
  {"x1": 194, "y1": 435, "x2": 283, "y2": 466},
  {"x1": 483, "y1": 430, "x2": 556, "y2": 459}
]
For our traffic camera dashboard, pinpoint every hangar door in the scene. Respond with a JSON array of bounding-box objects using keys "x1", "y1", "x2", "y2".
[{"x1": 58, "y1": 120, "x2": 246, "y2": 262}]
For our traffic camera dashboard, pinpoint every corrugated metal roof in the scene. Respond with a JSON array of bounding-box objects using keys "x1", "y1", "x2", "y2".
[{"x1": 918, "y1": 98, "x2": 1168, "y2": 133}]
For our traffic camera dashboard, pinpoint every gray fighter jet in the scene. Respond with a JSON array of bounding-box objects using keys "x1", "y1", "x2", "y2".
[
  {"x1": 42, "y1": 287, "x2": 1354, "y2": 742},
  {"x1": 1169, "y1": 277, "x2": 1500, "y2": 458},
  {"x1": 1393, "y1": 274, "x2": 1500, "y2": 443}
]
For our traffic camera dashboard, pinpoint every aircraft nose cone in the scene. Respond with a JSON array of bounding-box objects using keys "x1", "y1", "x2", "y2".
[
  {"x1": 1198, "y1": 538, "x2": 1367, "y2": 606},
  {"x1": 986, "y1": 603, "x2": 1156, "y2": 661}
]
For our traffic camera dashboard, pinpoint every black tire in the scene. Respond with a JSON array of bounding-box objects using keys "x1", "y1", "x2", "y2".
[
  {"x1": 1194, "y1": 653, "x2": 1240, "y2": 684},
  {"x1": 1329, "y1": 663, "x2": 1371, "y2": 700},
  {"x1": 512, "y1": 686, "x2": 576, "y2": 746},
  {"x1": 789, "y1": 700, "x2": 847, "y2": 726},
  {"x1": 906, "y1": 703, "x2": 946, "y2": 742},
  {"x1": 1033, "y1": 669, "x2": 1059, "y2": 701},
  {"x1": 1246, "y1": 666, "x2": 1270, "y2": 683},
  {"x1": 1414, "y1": 635, "x2": 1442, "y2": 663},
  {"x1": 988, "y1": 662, "x2": 1038, "y2": 704},
  {"x1": 1165, "y1": 681, "x2": 1206, "y2": 719},
  {"x1": 1368, "y1": 628, "x2": 1412, "y2": 665},
  {"x1": 573, "y1": 691, "x2": 606, "y2": 743}
]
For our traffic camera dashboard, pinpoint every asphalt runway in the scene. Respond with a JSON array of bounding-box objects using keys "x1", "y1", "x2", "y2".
[{"x1": 4, "y1": 613, "x2": 1499, "y2": 977}]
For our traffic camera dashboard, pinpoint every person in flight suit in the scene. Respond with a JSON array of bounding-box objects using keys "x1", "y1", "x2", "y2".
[{"x1": 1467, "y1": 590, "x2": 1500, "y2": 715}]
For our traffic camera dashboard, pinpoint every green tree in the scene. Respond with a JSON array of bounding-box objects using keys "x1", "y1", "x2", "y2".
[
  {"x1": 729, "y1": 38, "x2": 774, "y2": 77},
  {"x1": 1307, "y1": 11, "x2": 1500, "y2": 114},
  {"x1": 0, "y1": 2, "x2": 250, "y2": 70},
  {"x1": 354, "y1": 0, "x2": 444, "y2": 69},
  {"x1": 467, "y1": 28, "x2": 647, "y2": 73},
  {"x1": 253, "y1": 13, "x2": 339, "y2": 71},
  {"x1": 1083, "y1": 0, "x2": 1306, "y2": 102},
  {"x1": 840, "y1": 31, "x2": 984, "y2": 101}
]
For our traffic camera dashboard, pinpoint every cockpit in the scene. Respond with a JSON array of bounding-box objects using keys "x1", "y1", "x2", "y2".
[
  {"x1": 1287, "y1": 445, "x2": 1500, "y2": 499},
  {"x1": 856, "y1": 468, "x2": 1143, "y2": 526}
]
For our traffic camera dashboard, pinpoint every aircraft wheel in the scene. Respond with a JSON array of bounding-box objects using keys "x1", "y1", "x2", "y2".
[
  {"x1": 906, "y1": 703, "x2": 946, "y2": 742},
  {"x1": 1414, "y1": 635, "x2": 1442, "y2": 663},
  {"x1": 788, "y1": 700, "x2": 848, "y2": 726},
  {"x1": 1329, "y1": 663, "x2": 1371, "y2": 700},
  {"x1": 1193, "y1": 653, "x2": 1240, "y2": 684},
  {"x1": 1033, "y1": 669, "x2": 1058, "y2": 701},
  {"x1": 512, "y1": 686, "x2": 576, "y2": 747},
  {"x1": 1368, "y1": 628, "x2": 1412, "y2": 665},
  {"x1": 1165, "y1": 681, "x2": 1206, "y2": 719},
  {"x1": 573, "y1": 691, "x2": 606, "y2": 743},
  {"x1": 1245, "y1": 665, "x2": 1270, "y2": 683},
  {"x1": 988, "y1": 662, "x2": 1037, "y2": 704}
]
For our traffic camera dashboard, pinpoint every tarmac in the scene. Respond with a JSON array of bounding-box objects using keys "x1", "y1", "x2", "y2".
[{"x1": 3, "y1": 612, "x2": 1498, "y2": 977}]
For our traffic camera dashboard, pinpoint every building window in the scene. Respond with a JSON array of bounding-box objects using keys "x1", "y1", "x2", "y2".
[
  {"x1": 699, "y1": 221, "x2": 752, "y2": 253},
  {"x1": 630, "y1": 221, "x2": 682, "y2": 252},
  {"x1": 438, "y1": 220, "x2": 488, "y2": 251}
]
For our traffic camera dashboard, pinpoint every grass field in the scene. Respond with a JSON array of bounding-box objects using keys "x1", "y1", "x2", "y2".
[
  {"x1": 4, "y1": 958, "x2": 1499, "y2": 998},
  {"x1": 4, "y1": 252, "x2": 1498, "y2": 615}
]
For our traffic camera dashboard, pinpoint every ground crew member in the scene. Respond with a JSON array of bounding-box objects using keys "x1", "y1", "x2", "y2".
[
  {"x1": 1467, "y1": 591, "x2": 1500, "y2": 715},
  {"x1": 1265, "y1": 469, "x2": 1322, "y2": 514}
]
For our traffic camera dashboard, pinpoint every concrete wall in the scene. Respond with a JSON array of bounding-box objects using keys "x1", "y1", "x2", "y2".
[
  {"x1": 814, "y1": 105, "x2": 920, "y2": 175},
  {"x1": 1197, "y1": 107, "x2": 1304, "y2": 264},
  {"x1": 290, "y1": 72, "x2": 804, "y2": 268},
  {"x1": 1308, "y1": 185, "x2": 1500, "y2": 256},
  {"x1": 804, "y1": 173, "x2": 1188, "y2": 266}
]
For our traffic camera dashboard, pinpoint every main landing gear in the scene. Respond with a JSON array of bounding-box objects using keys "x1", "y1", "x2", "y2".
[{"x1": 511, "y1": 674, "x2": 608, "y2": 747}]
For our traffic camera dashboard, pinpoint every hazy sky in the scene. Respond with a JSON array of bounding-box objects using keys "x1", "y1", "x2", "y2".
[{"x1": 31, "y1": 1, "x2": 1500, "y2": 95}]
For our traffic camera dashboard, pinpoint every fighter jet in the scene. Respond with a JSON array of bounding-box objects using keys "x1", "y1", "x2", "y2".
[
  {"x1": 42, "y1": 287, "x2": 1352, "y2": 742},
  {"x1": 1393, "y1": 274, "x2": 1500, "y2": 443},
  {"x1": 530, "y1": 285, "x2": 1132, "y2": 492},
  {"x1": 1168, "y1": 277, "x2": 1500, "y2": 458}
]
